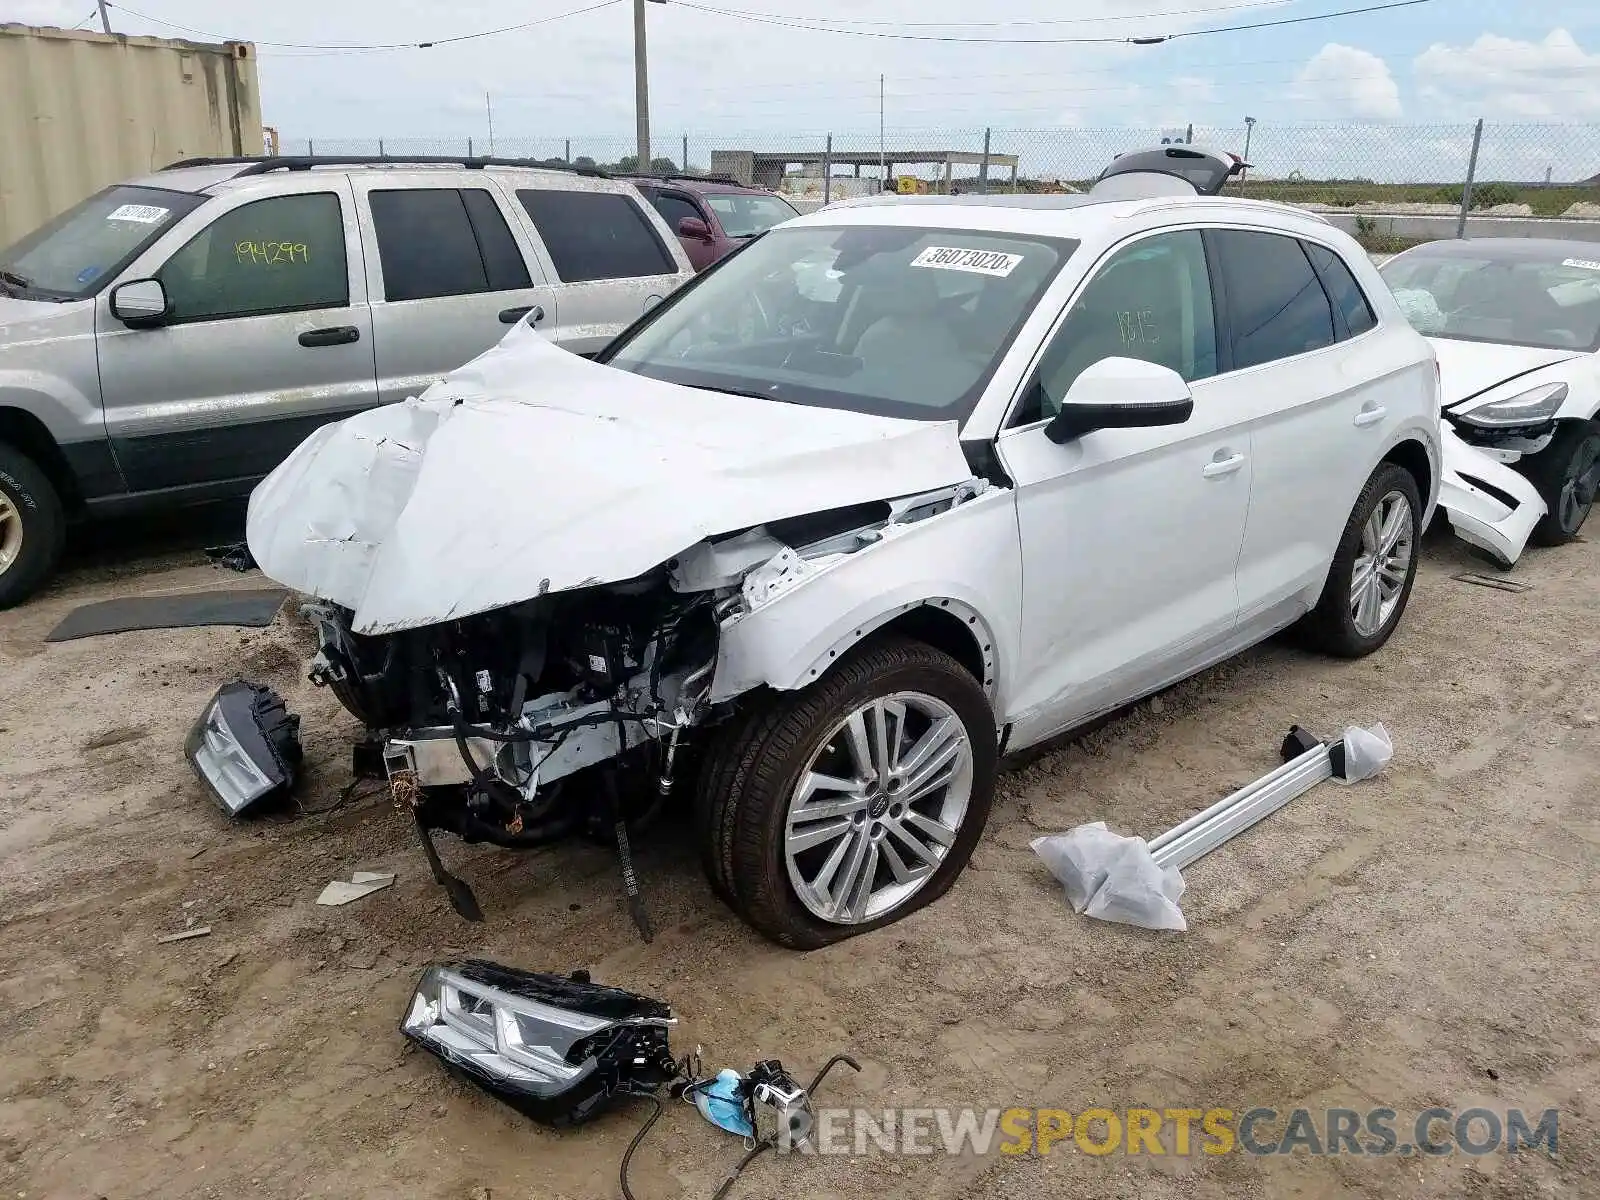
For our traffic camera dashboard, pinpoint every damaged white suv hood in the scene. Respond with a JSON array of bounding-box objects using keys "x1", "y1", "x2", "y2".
[{"x1": 246, "y1": 323, "x2": 973, "y2": 634}]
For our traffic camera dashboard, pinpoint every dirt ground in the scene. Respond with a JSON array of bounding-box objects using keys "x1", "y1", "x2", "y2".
[{"x1": 1, "y1": 506, "x2": 1596, "y2": 1200}]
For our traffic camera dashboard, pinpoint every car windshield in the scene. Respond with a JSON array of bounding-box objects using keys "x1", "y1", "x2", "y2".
[
  {"x1": 0, "y1": 184, "x2": 204, "y2": 300},
  {"x1": 604, "y1": 225, "x2": 1074, "y2": 422},
  {"x1": 704, "y1": 193, "x2": 801, "y2": 239},
  {"x1": 1380, "y1": 249, "x2": 1600, "y2": 353}
]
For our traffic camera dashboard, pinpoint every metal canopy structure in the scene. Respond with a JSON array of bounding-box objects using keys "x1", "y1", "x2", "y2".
[{"x1": 711, "y1": 147, "x2": 1021, "y2": 192}]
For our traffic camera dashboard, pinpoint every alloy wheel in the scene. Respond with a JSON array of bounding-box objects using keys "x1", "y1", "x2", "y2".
[
  {"x1": 1556, "y1": 433, "x2": 1600, "y2": 535},
  {"x1": 783, "y1": 692, "x2": 974, "y2": 925},
  {"x1": 0, "y1": 491, "x2": 22, "y2": 577},
  {"x1": 1350, "y1": 489, "x2": 1414, "y2": 639}
]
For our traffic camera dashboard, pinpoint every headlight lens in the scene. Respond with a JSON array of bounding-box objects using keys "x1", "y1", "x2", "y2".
[
  {"x1": 401, "y1": 961, "x2": 678, "y2": 1124},
  {"x1": 1458, "y1": 382, "x2": 1567, "y2": 429},
  {"x1": 184, "y1": 681, "x2": 301, "y2": 816}
]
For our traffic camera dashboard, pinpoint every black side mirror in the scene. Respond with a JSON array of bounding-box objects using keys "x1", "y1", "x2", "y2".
[
  {"x1": 110, "y1": 278, "x2": 170, "y2": 327},
  {"x1": 1043, "y1": 357, "x2": 1195, "y2": 444}
]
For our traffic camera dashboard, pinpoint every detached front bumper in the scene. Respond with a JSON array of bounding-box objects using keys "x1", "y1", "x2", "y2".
[
  {"x1": 185, "y1": 681, "x2": 303, "y2": 816},
  {"x1": 1438, "y1": 427, "x2": 1547, "y2": 568}
]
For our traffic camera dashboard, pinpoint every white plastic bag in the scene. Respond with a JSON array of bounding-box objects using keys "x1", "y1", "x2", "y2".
[
  {"x1": 1336, "y1": 722, "x2": 1393, "y2": 784},
  {"x1": 1031, "y1": 823, "x2": 1187, "y2": 932}
]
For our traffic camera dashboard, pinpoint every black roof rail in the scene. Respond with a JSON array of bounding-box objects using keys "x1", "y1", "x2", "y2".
[
  {"x1": 160, "y1": 154, "x2": 611, "y2": 179},
  {"x1": 626, "y1": 171, "x2": 749, "y2": 187}
]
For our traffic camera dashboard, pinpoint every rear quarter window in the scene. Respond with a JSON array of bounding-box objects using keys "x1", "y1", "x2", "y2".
[
  {"x1": 516, "y1": 189, "x2": 677, "y2": 283},
  {"x1": 1303, "y1": 241, "x2": 1377, "y2": 338}
]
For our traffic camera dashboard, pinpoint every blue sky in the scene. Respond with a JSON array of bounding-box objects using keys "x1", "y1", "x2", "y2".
[{"x1": 6, "y1": 0, "x2": 1600, "y2": 177}]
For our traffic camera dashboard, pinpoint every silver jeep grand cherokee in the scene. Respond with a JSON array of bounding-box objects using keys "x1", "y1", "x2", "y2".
[{"x1": 0, "y1": 154, "x2": 696, "y2": 606}]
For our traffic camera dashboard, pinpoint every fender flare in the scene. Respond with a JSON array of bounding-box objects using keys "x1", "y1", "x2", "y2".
[{"x1": 710, "y1": 586, "x2": 1007, "y2": 706}]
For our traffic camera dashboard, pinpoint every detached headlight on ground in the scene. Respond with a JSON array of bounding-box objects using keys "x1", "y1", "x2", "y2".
[
  {"x1": 184, "y1": 680, "x2": 302, "y2": 816},
  {"x1": 1458, "y1": 382, "x2": 1568, "y2": 429},
  {"x1": 401, "y1": 961, "x2": 677, "y2": 1125}
]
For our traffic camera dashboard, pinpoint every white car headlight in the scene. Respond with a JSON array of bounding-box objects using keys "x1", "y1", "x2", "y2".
[
  {"x1": 185, "y1": 681, "x2": 302, "y2": 816},
  {"x1": 1458, "y1": 382, "x2": 1568, "y2": 429}
]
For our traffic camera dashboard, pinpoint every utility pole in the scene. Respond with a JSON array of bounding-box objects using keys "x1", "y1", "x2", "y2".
[
  {"x1": 97, "y1": 0, "x2": 112, "y2": 33},
  {"x1": 485, "y1": 92, "x2": 495, "y2": 155},
  {"x1": 634, "y1": 0, "x2": 658, "y2": 172},
  {"x1": 1242, "y1": 116, "x2": 1256, "y2": 186},
  {"x1": 879, "y1": 74, "x2": 886, "y2": 187}
]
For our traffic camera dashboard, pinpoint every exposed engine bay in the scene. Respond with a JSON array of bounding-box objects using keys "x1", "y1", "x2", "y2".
[{"x1": 289, "y1": 479, "x2": 992, "y2": 924}]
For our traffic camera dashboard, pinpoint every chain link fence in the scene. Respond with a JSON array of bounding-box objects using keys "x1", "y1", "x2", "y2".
[{"x1": 281, "y1": 122, "x2": 1600, "y2": 222}]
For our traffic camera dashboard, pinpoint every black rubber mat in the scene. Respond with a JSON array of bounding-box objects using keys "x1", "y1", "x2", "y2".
[{"x1": 46, "y1": 589, "x2": 289, "y2": 642}]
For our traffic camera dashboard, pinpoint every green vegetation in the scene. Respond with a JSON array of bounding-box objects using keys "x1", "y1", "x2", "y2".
[{"x1": 1230, "y1": 178, "x2": 1598, "y2": 216}]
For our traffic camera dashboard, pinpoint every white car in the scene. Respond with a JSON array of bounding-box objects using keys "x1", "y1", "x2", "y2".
[
  {"x1": 1382, "y1": 238, "x2": 1600, "y2": 547},
  {"x1": 209, "y1": 174, "x2": 1441, "y2": 948}
]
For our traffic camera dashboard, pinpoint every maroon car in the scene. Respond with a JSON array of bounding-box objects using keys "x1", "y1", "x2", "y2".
[{"x1": 624, "y1": 176, "x2": 800, "y2": 271}]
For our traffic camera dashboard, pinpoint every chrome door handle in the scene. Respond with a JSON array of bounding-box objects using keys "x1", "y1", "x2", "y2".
[
  {"x1": 1202, "y1": 453, "x2": 1247, "y2": 479},
  {"x1": 1354, "y1": 405, "x2": 1387, "y2": 428}
]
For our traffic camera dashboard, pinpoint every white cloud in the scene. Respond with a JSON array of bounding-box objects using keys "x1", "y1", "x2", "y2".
[
  {"x1": 1292, "y1": 43, "x2": 1403, "y2": 120},
  {"x1": 1414, "y1": 29, "x2": 1600, "y2": 119},
  {"x1": 3, "y1": 0, "x2": 84, "y2": 25}
]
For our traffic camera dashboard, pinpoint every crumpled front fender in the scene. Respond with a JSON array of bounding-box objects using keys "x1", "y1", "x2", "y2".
[{"x1": 709, "y1": 487, "x2": 1020, "y2": 711}]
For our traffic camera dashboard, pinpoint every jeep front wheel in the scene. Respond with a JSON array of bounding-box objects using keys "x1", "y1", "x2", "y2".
[
  {"x1": 0, "y1": 442, "x2": 66, "y2": 610},
  {"x1": 697, "y1": 636, "x2": 997, "y2": 948}
]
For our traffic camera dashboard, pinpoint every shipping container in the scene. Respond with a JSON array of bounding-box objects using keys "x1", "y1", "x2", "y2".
[{"x1": 0, "y1": 23, "x2": 261, "y2": 246}]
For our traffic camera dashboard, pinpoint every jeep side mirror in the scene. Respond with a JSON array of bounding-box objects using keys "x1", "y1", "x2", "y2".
[
  {"x1": 1043, "y1": 357, "x2": 1194, "y2": 444},
  {"x1": 110, "y1": 278, "x2": 170, "y2": 327},
  {"x1": 677, "y1": 216, "x2": 713, "y2": 241}
]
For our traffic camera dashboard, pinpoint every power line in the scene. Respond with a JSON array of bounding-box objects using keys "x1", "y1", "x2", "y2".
[
  {"x1": 672, "y1": 0, "x2": 1435, "y2": 45},
  {"x1": 671, "y1": 0, "x2": 1302, "y2": 27},
  {"x1": 105, "y1": 0, "x2": 624, "y2": 53}
]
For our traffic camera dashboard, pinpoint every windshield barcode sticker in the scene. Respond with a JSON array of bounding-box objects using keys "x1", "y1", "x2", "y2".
[
  {"x1": 1561, "y1": 257, "x2": 1600, "y2": 271},
  {"x1": 910, "y1": 246, "x2": 1023, "y2": 277},
  {"x1": 107, "y1": 204, "x2": 170, "y2": 224}
]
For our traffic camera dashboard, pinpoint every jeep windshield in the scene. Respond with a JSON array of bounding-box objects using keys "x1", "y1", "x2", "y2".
[
  {"x1": 603, "y1": 225, "x2": 1075, "y2": 422},
  {"x1": 0, "y1": 184, "x2": 205, "y2": 301}
]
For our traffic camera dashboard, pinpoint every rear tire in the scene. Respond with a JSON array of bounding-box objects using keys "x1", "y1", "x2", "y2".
[
  {"x1": 0, "y1": 442, "x2": 66, "y2": 610},
  {"x1": 695, "y1": 636, "x2": 997, "y2": 949},
  {"x1": 1299, "y1": 462, "x2": 1422, "y2": 659},
  {"x1": 1521, "y1": 418, "x2": 1600, "y2": 547}
]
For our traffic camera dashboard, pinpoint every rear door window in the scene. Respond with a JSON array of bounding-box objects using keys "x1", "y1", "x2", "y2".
[
  {"x1": 1211, "y1": 229, "x2": 1336, "y2": 369},
  {"x1": 1303, "y1": 241, "x2": 1377, "y2": 338},
  {"x1": 516, "y1": 189, "x2": 677, "y2": 282},
  {"x1": 461, "y1": 190, "x2": 532, "y2": 291},
  {"x1": 369, "y1": 189, "x2": 487, "y2": 301}
]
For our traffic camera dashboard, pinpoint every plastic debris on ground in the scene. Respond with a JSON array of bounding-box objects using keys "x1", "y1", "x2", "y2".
[
  {"x1": 690, "y1": 1069, "x2": 756, "y2": 1137},
  {"x1": 1031, "y1": 823, "x2": 1187, "y2": 932},
  {"x1": 1332, "y1": 723, "x2": 1392, "y2": 784},
  {"x1": 316, "y1": 871, "x2": 396, "y2": 906},
  {"x1": 156, "y1": 926, "x2": 212, "y2": 943}
]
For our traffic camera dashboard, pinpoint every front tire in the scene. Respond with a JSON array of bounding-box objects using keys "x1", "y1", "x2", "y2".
[
  {"x1": 0, "y1": 442, "x2": 67, "y2": 610},
  {"x1": 696, "y1": 636, "x2": 997, "y2": 949},
  {"x1": 1522, "y1": 418, "x2": 1600, "y2": 547},
  {"x1": 1300, "y1": 462, "x2": 1422, "y2": 659}
]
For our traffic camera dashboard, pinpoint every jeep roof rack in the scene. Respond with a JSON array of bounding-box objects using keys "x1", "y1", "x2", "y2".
[
  {"x1": 161, "y1": 155, "x2": 611, "y2": 179},
  {"x1": 625, "y1": 172, "x2": 748, "y2": 187}
]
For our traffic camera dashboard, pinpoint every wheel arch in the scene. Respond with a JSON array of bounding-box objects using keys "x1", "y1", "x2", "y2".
[
  {"x1": 712, "y1": 592, "x2": 1004, "y2": 708},
  {"x1": 1381, "y1": 436, "x2": 1434, "y2": 516},
  {"x1": 0, "y1": 406, "x2": 82, "y2": 513}
]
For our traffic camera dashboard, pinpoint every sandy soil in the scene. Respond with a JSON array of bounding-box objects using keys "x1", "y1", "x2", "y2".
[{"x1": 1, "y1": 509, "x2": 1596, "y2": 1200}]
